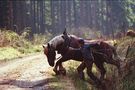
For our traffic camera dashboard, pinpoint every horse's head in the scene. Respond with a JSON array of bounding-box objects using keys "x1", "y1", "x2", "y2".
[
  {"x1": 43, "y1": 43, "x2": 56, "y2": 67},
  {"x1": 42, "y1": 29, "x2": 85, "y2": 66},
  {"x1": 43, "y1": 29, "x2": 70, "y2": 67}
]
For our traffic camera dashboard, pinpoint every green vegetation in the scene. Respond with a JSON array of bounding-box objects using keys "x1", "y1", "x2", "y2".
[
  {"x1": 0, "y1": 29, "x2": 51, "y2": 61},
  {"x1": 63, "y1": 61, "x2": 99, "y2": 90},
  {"x1": 47, "y1": 36, "x2": 135, "y2": 90},
  {"x1": 116, "y1": 36, "x2": 135, "y2": 90},
  {"x1": 0, "y1": 47, "x2": 21, "y2": 60},
  {"x1": 122, "y1": 72, "x2": 135, "y2": 90},
  {"x1": 117, "y1": 36, "x2": 135, "y2": 58},
  {"x1": 47, "y1": 77, "x2": 63, "y2": 90}
]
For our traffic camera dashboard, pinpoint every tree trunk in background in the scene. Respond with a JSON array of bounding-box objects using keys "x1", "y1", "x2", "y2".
[
  {"x1": 0, "y1": 0, "x2": 133, "y2": 36},
  {"x1": 60, "y1": 1, "x2": 66, "y2": 32},
  {"x1": 7, "y1": 1, "x2": 13, "y2": 29},
  {"x1": 0, "y1": 0, "x2": 12, "y2": 29},
  {"x1": 67, "y1": 0, "x2": 72, "y2": 29},
  {"x1": 73, "y1": 0, "x2": 78, "y2": 28},
  {"x1": 40, "y1": 1, "x2": 44, "y2": 33},
  {"x1": 88, "y1": 1, "x2": 92, "y2": 28},
  {"x1": 36, "y1": 1, "x2": 40, "y2": 33},
  {"x1": 51, "y1": 0, "x2": 55, "y2": 34},
  {"x1": 105, "y1": 1, "x2": 110, "y2": 35},
  {"x1": 28, "y1": 1, "x2": 35, "y2": 37},
  {"x1": 100, "y1": 1, "x2": 105, "y2": 34}
]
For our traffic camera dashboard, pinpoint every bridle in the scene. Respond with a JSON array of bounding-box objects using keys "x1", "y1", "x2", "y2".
[{"x1": 55, "y1": 34, "x2": 71, "y2": 60}]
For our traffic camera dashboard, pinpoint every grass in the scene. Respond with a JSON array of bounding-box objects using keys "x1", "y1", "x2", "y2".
[
  {"x1": 0, "y1": 29, "x2": 51, "y2": 61},
  {"x1": 0, "y1": 47, "x2": 23, "y2": 60},
  {"x1": 63, "y1": 61, "x2": 100, "y2": 90},
  {"x1": 117, "y1": 36, "x2": 135, "y2": 58},
  {"x1": 116, "y1": 36, "x2": 135, "y2": 90},
  {"x1": 47, "y1": 76, "x2": 63, "y2": 90},
  {"x1": 1, "y1": 29, "x2": 135, "y2": 90},
  {"x1": 0, "y1": 47, "x2": 22, "y2": 61},
  {"x1": 0, "y1": 45, "x2": 42, "y2": 61},
  {"x1": 59, "y1": 36, "x2": 135, "y2": 90},
  {"x1": 43, "y1": 60, "x2": 120, "y2": 90},
  {"x1": 121, "y1": 71, "x2": 135, "y2": 90}
]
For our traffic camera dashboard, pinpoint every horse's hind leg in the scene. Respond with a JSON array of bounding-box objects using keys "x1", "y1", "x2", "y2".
[
  {"x1": 77, "y1": 61, "x2": 86, "y2": 80},
  {"x1": 106, "y1": 58, "x2": 121, "y2": 75},
  {"x1": 95, "y1": 62, "x2": 106, "y2": 81},
  {"x1": 85, "y1": 60, "x2": 102, "y2": 86}
]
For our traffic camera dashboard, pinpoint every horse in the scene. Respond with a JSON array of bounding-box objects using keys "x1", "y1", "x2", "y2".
[{"x1": 43, "y1": 30, "x2": 121, "y2": 84}]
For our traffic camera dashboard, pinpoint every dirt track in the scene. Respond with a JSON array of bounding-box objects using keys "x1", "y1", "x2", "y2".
[{"x1": 0, "y1": 53, "x2": 76, "y2": 90}]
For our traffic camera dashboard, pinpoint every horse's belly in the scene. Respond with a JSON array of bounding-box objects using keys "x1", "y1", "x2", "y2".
[{"x1": 72, "y1": 51, "x2": 83, "y2": 61}]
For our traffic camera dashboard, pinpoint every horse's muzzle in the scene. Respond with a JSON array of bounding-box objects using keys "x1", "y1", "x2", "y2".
[{"x1": 49, "y1": 62, "x2": 54, "y2": 67}]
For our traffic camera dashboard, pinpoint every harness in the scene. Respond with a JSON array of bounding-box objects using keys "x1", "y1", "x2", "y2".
[
  {"x1": 55, "y1": 35, "x2": 71, "y2": 60},
  {"x1": 56, "y1": 35, "x2": 115, "y2": 62}
]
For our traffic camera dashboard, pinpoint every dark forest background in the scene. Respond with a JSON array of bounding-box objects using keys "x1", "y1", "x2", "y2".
[{"x1": 0, "y1": 0, "x2": 135, "y2": 37}]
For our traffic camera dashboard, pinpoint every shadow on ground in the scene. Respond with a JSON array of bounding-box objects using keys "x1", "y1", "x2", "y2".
[{"x1": 0, "y1": 77, "x2": 62, "y2": 90}]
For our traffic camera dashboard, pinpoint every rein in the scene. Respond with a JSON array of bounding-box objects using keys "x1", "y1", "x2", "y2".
[
  {"x1": 95, "y1": 48, "x2": 114, "y2": 52},
  {"x1": 55, "y1": 35, "x2": 71, "y2": 60}
]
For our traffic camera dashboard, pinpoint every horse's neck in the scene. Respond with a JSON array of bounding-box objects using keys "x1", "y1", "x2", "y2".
[
  {"x1": 48, "y1": 35, "x2": 64, "y2": 49},
  {"x1": 56, "y1": 44, "x2": 68, "y2": 55}
]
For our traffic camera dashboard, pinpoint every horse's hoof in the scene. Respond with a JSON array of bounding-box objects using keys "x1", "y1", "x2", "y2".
[
  {"x1": 59, "y1": 69, "x2": 66, "y2": 76},
  {"x1": 94, "y1": 79, "x2": 102, "y2": 87},
  {"x1": 56, "y1": 71, "x2": 60, "y2": 75},
  {"x1": 61, "y1": 70, "x2": 66, "y2": 76},
  {"x1": 100, "y1": 77, "x2": 105, "y2": 81},
  {"x1": 53, "y1": 69, "x2": 60, "y2": 75},
  {"x1": 78, "y1": 72, "x2": 85, "y2": 80}
]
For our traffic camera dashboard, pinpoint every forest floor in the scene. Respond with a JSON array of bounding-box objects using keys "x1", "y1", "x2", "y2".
[
  {"x1": 0, "y1": 52, "x2": 128, "y2": 90},
  {"x1": 0, "y1": 53, "x2": 76, "y2": 90},
  {"x1": 0, "y1": 38, "x2": 135, "y2": 90}
]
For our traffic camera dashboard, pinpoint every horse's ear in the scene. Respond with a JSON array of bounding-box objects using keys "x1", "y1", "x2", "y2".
[
  {"x1": 47, "y1": 43, "x2": 50, "y2": 48},
  {"x1": 62, "y1": 35, "x2": 64, "y2": 39},
  {"x1": 63, "y1": 28, "x2": 67, "y2": 36},
  {"x1": 42, "y1": 44, "x2": 46, "y2": 48},
  {"x1": 43, "y1": 44, "x2": 48, "y2": 55}
]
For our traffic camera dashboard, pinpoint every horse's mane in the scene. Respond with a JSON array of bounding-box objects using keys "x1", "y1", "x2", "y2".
[
  {"x1": 48, "y1": 34, "x2": 64, "y2": 49},
  {"x1": 69, "y1": 34, "x2": 79, "y2": 38},
  {"x1": 69, "y1": 34, "x2": 83, "y2": 40}
]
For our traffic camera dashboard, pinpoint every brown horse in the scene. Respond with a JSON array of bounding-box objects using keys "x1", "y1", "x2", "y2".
[
  {"x1": 53, "y1": 35, "x2": 120, "y2": 79},
  {"x1": 43, "y1": 30, "x2": 121, "y2": 84}
]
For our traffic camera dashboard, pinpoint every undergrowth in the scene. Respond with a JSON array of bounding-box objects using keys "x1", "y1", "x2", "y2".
[
  {"x1": 58, "y1": 36, "x2": 135, "y2": 90},
  {"x1": 0, "y1": 29, "x2": 52, "y2": 60},
  {"x1": 63, "y1": 61, "x2": 102, "y2": 90},
  {"x1": 116, "y1": 36, "x2": 135, "y2": 90}
]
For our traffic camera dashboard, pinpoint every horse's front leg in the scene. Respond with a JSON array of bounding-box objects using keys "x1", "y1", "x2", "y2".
[
  {"x1": 95, "y1": 62, "x2": 106, "y2": 81},
  {"x1": 77, "y1": 61, "x2": 86, "y2": 80},
  {"x1": 53, "y1": 60, "x2": 60, "y2": 75},
  {"x1": 53, "y1": 57, "x2": 67, "y2": 75},
  {"x1": 58, "y1": 61, "x2": 66, "y2": 75},
  {"x1": 106, "y1": 57, "x2": 121, "y2": 75}
]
